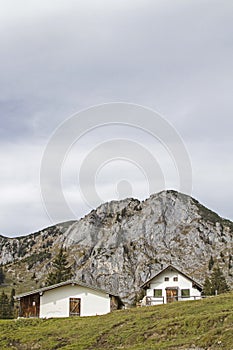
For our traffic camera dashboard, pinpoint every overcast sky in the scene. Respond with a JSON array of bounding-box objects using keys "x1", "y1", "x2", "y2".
[{"x1": 0, "y1": 0, "x2": 233, "y2": 237}]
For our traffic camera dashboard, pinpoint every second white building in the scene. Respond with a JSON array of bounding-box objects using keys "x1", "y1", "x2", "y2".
[{"x1": 141, "y1": 265, "x2": 202, "y2": 305}]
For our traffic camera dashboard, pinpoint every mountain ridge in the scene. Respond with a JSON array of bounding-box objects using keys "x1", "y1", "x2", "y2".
[{"x1": 0, "y1": 190, "x2": 232, "y2": 304}]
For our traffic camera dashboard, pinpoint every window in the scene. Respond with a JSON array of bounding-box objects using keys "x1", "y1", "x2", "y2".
[
  {"x1": 164, "y1": 277, "x2": 169, "y2": 281},
  {"x1": 173, "y1": 277, "x2": 178, "y2": 282},
  {"x1": 154, "y1": 289, "x2": 162, "y2": 297},
  {"x1": 181, "y1": 289, "x2": 190, "y2": 298}
]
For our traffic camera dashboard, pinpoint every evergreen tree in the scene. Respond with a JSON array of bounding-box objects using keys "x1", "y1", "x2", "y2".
[
  {"x1": 10, "y1": 288, "x2": 15, "y2": 309},
  {"x1": 208, "y1": 255, "x2": 214, "y2": 270},
  {"x1": 0, "y1": 291, "x2": 13, "y2": 319},
  {"x1": 228, "y1": 254, "x2": 232, "y2": 270},
  {"x1": 203, "y1": 266, "x2": 230, "y2": 295},
  {"x1": 45, "y1": 247, "x2": 73, "y2": 286},
  {"x1": 0, "y1": 267, "x2": 5, "y2": 285},
  {"x1": 210, "y1": 266, "x2": 230, "y2": 294},
  {"x1": 203, "y1": 277, "x2": 212, "y2": 296}
]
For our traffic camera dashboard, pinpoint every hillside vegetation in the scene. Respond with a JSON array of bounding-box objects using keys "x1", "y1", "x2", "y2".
[{"x1": 0, "y1": 292, "x2": 233, "y2": 350}]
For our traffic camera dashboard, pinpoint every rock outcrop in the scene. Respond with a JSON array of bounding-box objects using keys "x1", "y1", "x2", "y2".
[{"x1": 1, "y1": 190, "x2": 233, "y2": 305}]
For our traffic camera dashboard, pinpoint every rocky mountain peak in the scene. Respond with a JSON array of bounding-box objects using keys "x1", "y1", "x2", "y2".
[{"x1": 0, "y1": 190, "x2": 232, "y2": 305}]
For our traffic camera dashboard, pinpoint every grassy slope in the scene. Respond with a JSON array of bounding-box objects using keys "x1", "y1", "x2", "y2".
[{"x1": 0, "y1": 293, "x2": 233, "y2": 350}]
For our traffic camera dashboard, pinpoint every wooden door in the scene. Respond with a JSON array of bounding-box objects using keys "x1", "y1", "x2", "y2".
[
  {"x1": 69, "y1": 298, "x2": 81, "y2": 316},
  {"x1": 166, "y1": 289, "x2": 178, "y2": 303},
  {"x1": 20, "y1": 294, "x2": 40, "y2": 318}
]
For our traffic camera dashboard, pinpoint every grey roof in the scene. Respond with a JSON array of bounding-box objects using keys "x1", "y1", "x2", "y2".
[
  {"x1": 141, "y1": 264, "x2": 203, "y2": 291},
  {"x1": 15, "y1": 280, "x2": 118, "y2": 299}
]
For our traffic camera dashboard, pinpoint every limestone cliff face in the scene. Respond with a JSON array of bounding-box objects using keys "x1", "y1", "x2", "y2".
[{"x1": 0, "y1": 190, "x2": 233, "y2": 304}]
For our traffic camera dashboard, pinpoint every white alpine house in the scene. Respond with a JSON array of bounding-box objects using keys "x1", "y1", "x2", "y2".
[
  {"x1": 141, "y1": 265, "x2": 202, "y2": 305},
  {"x1": 15, "y1": 280, "x2": 122, "y2": 318}
]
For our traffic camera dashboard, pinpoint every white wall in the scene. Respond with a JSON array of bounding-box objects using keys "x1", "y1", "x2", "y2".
[
  {"x1": 146, "y1": 270, "x2": 201, "y2": 304},
  {"x1": 40, "y1": 285, "x2": 111, "y2": 318}
]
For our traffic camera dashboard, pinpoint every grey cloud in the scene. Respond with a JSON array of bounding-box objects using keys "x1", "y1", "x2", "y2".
[{"x1": 0, "y1": 0, "x2": 233, "y2": 235}]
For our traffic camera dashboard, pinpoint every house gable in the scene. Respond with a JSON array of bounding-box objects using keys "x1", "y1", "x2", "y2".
[
  {"x1": 141, "y1": 265, "x2": 202, "y2": 305},
  {"x1": 142, "y1": 265, "x2": 202, "y2": 291}
]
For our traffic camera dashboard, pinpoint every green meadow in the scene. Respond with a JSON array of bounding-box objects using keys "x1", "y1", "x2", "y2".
[{"x1": 0, "y1": 292, "x2": 232, "y2": 350}]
